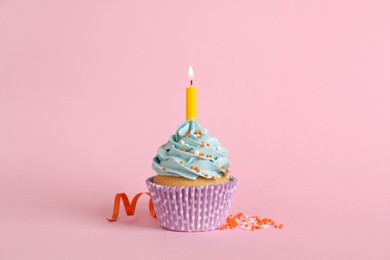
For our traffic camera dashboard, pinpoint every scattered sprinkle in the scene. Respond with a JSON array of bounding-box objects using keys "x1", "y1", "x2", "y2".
[
  {"x1": 221, "y1": 166, "x2": 225, "y2": 170},
  {"x1": 219, "y1": 213, "x2": 284, "y2": 232},
  {"x1": 162, "y1": 167, "x2": 167, "y2": 171},
  {"x1": 180, "y1": 161, "x2": 183, "y2": 164},
  {"x1": 226, "y1": 169, "x2": 230, "y2": 173},
  {"x1": 179, "y1": 148, "x2": 185, "y2": 152}
]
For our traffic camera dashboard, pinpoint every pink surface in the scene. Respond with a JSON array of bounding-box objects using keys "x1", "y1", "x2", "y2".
[{"x1": 1, "y1": 0, "x2": 389, "y2": 259}]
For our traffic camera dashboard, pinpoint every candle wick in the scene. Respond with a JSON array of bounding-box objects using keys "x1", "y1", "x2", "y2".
[{"x1": 190, "y1": 80, "x2": 193, "y2": 86}]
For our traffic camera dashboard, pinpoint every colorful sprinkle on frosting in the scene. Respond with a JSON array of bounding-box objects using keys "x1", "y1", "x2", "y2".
[{"x1": 152, "y1": 118, "x2": 230, "y2": 180}]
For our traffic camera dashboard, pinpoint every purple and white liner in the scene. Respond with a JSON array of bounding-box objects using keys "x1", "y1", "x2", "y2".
[{"x1": 146, "y1": 176, "x2": 239, "y2": 232}]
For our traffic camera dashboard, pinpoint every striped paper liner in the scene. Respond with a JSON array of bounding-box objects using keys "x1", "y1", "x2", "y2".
[{"x1": 146, "y1": 176, "x2": 239, "y2": 232}]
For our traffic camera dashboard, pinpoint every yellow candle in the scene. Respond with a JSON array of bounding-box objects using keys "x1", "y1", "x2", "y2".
[{"x1": 186, "y1": 66, "x2": 197, "y2": 120}]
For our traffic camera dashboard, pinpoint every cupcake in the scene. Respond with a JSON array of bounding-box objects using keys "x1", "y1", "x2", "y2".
[{"x1": 146, "y1": 118, "x2": 238, "y2": 232}]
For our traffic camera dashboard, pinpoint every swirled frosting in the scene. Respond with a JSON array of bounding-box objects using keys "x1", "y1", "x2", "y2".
[{"x1": 152, "y1": 119, "x2": 230, "y2": 180}]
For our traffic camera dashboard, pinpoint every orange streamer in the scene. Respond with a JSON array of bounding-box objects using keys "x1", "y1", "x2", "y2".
[{"x1": 107, "y1": 192, "x2": 156, "y2": 222}]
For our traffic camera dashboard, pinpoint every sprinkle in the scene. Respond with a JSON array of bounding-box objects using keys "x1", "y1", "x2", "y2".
[
  {"x1": 216, "y1": 146, "x2": 222, "y2": 151},
  {"x1": 189, "y1": 151, "x2": 194, "y2": 154},
  {"x1": 221, "y1": 166, "x2": 225, "y2": 170},
  {"x1": 190, "y1": 166, "x2": 195, "y2": 169},
  {"x1": 199, "y1": 152, "x2": 204, "y2": 156},
  {"x1": 162, "y1": 167, "x2": 167, "y2": 171},
  {"x1": 204, "y1": 173, "x2": 209, "y2": 177},
  {"x1": 212, "y1": 176, "x2": 216, "y2": 180},
  {"x1": 226, "y1": 169, "x2": 230, "y2": 173},
  {"x1": 180, "y1": 140, "x2": 185, "y2": 145},
  {"x1": 207, "y1": 143, "x2": 210, "y2": 146},
  {"x1": 179, "y1": 148, "x2": 185, "y2": 152},
  {"x1": 196, "y1": 168, "x2": 200, "y2": 173},
  {"x1": 194, "y1": 150, "x2": 200, "y2": 155},
  {"x1": 180, "y1": 161, "x2": 183, "y2": 164},
  {"x1": 198, "y1": 157, "x2": 202, "y2": 160},
  {"x1": 186, "y1": 132, "x2": 190, "y2": 137},
  {"x1": 219, "y1": 212, "x2": 283, "y2": 232}
]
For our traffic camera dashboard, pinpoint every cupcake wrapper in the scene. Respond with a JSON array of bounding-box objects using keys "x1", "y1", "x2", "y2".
[{"x1": 146, "y1": 176, "x2": 239, "y2": 232}]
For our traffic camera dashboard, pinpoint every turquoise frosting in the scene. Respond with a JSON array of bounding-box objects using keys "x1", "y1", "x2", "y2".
[{"x1": 152, "y1": 119, "x2": 230, "y2": 180}]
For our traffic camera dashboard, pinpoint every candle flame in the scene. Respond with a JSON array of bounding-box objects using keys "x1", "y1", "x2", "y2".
[{"x1": 188, "y1": 66, "x2": 194, "y2": 80}]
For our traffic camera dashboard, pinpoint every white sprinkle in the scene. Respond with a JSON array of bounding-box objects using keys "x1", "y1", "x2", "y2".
[
  {"x1": 180, "y1": 140, "x2": 185, "y2": 145},
  {"x1": 194, "y1": 150, "x2": 200, "y2": 155},
  {"x1": 216, "y1": 145, "x2": 222, "y2": 151}
]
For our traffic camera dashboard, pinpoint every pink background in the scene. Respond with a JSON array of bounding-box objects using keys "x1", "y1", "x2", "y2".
[{"x1": 1, "y1": 0, "x2": 389, "y2": 259}]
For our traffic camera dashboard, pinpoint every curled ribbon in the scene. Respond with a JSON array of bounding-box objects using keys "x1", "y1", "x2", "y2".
[{"x1": 107, "y1": 192, "x2": 156, "y2": 222}]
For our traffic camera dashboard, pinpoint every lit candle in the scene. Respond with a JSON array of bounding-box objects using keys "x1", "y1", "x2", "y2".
[{"x1": 186, "y1": 66, "x2": 197, "y2": 120}]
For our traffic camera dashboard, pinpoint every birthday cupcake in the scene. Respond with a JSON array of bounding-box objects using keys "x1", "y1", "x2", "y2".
[{"x1": 146, "y1": 119, "x2": 239, "y2": 232}]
